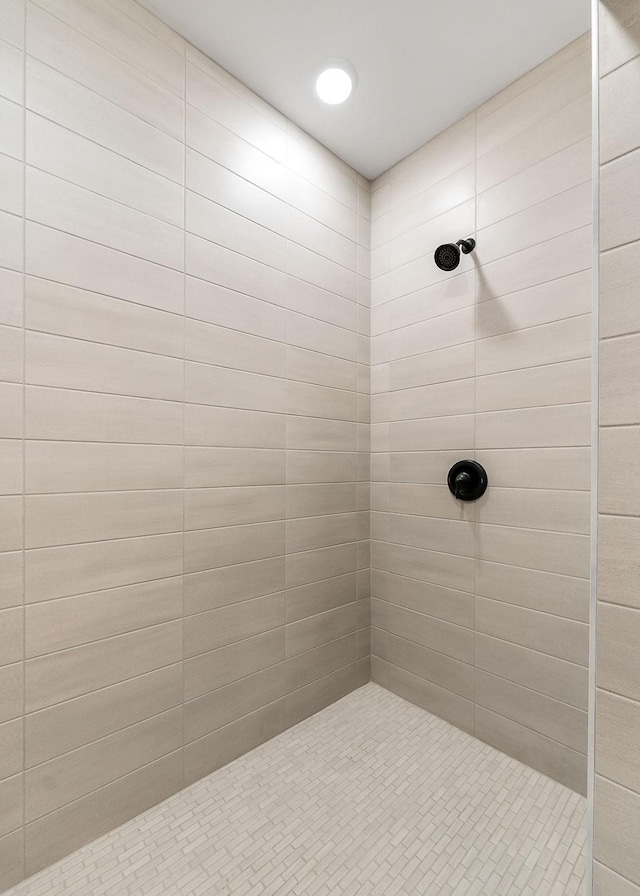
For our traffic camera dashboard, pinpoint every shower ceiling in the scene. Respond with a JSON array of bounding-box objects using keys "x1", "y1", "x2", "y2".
[{"x1": 137, "y1": 0, "x2": 590, "y2": 179}]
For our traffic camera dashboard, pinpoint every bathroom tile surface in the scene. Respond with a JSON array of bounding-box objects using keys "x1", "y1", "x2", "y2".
[{"x1": 6, "y1": 684, "x2": 586, "y2": 896}]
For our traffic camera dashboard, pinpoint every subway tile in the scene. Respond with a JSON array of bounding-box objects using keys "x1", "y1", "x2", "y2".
[
  {"x1": 185, "y1": 406, "x2": 284, "y2": 449},
  {"x1": 25, "y1": 278, "x2": 183, "y2": 358},
  {"x1": 286, "y1": 574, "x2": 357, "y2": 624},
  {"x1": 286, "y1": 664, "x2": 357, "y2": 727},
  {"x1": 475, "y1": 707, "x2": 586, "y2": 794},
  {"x1": 476, "y1": 523, "x2": 590, "y2": 578},
  {"x1": 286, "y1": 634, "x2": 357, "y2": 692},
  {"x1": 475, "y1": 447, "x2": 591, "y2": 491},
  {"x1": 477, "y1": 91, "x2": 591, "y2": 193},
  {"x1": 26, "y1": 59, "x2": 183, "y2": 182},
  {"x1": 26, "y1": 442, "x2": 183, "y2": 494},
  {"x1": 475, "y1": 670, "x2": 587, "y2": 753},
  {"x1": 27, "y1": 3, "x2": 184, "y2": 139},
  {"x1": 286, "y1": 604, "x2": 358, "y2": 658},
  {"x1": 475, "y1": 634, "x2": 588, "y2": 710},
  {"x1": 25, "y1": 664, "x2": 183, "y2": 767},
  {"x1": 387, "y1": 603, "x2": 473, "y2": 664},
  {"x1": 0, "y1": 553, "x2": 23, "y2": 611},
  {"x1": 26, "y1": 113, "x2": 183, "y2": 226},
  {"x1": 185, "y1": 522, "x2": 285, "y2": 574},
  {"x1": 593, "y1": 862, "x2": 640, "y2": 896},
  {"x1": 475, "y1": 486, "x2": 590, "y2": 535},
  {"x1": 597, "y1": 690, "x2": 640, "y2": 796},
  {"x1": 186, "y1": 62, "x2": 285, "y2": 163},
  {"x1": 599, "y1": 0, "x2": 640, "y2": 75},
  {"x1": 387, "y1": 542, "x2": 474, "y2": 593},
  {"x1": 477, "y1": 140, "x2": 591, "y2": 230},
  {"x1": 476, "y1": 403, "x2": 591, "y2": 449},
  {"x1": 186, "y1": 106, "x2": 285, "y2": 199},
  {"x1": 184, "y1": 629, "x2": 285, "y2": 701},
  {"x1": 25, "y1": 386, "x2": 183, "y2": 445},
  {"x1": 25, "y1": 533, "x2": 183, "y2": 603},
  {"x1": 389, "y1": 635, "x2": 473, "y2": 700},
  {"x1": 0, "y1": 829, "x2": 23, "y2": 891},
  {"x1": 185, "y1": 485, "x2": 286, "y2": 530},
  {"x1": 475, "y1": 559, "x2": 589, "y2": 621},
  {"x1": 26, "y1": 490, "x2": 183, "y2": 548},
  {"x1": 286, "y1": 417, "x2": 357, "y2": 453},
  {"x1": 25, "y1": 621, "x2": 183, "y2": 712},
  {"x1": 601, "y1": 334, "x2": 640, "y2": 425},
  {"x1": 599, "y1": 427, "x2": 640, "y2": 515},
  {"x1": 185, "y1": 663, "x2": 286, "y2": 744},
  {"x1": 32, "y1": 0, "x2": 185, "y2": 95},
  {"x1": 594, "y1": 776, "x2": 640, "y2": 888},
  {"x1": 186, "y1": 148, "x2": 286, "y2": 234},
  {"x1": 186, "y1": 275, "x2": 285, "y2": 342},
  {"x1": 286, "y1": 543, "x2": 357, "y2": 589},
  {"x1": 25, "y1": 577, "x2": 182, "y2": 658},
  {"x1": 476, "y1": 597, "x2": 588, "y2": 666},
  {"x1": 0, "y1": 95, "x2": 22, "y2": 162},
  {"x1": 0, "y1": 267, "x2": 22, "y2": 328},
  {"x1": 597, "y1": 603, "x2": 640, "y2": 703},
  {"x1": 185, "y1": 447, "x2": 285, "y2": 488},
  {"x1": 25, "y1": 707, "x2": 183, "y2": 822},
  {"x1": 601, "y1": 148, "x2": 640, "y2": 251},
  {"x1": 387, "y1": 664, "x2": 473, "y2": 735},
  {"x1": 184, "y1": 700, "x2": 285, "y2": 785},
  {"x1": 185, "y1": 361, "x2": 285, "y2": 413},
  {"x1": 0, "y1": 774, "x2": 22, "y2": 837},
  {"x1": 599, "y1": 515, "x2": 640, "y2": 610},
  {"x1": 26, "y1": 331, "x2": 183, "y2": 401},
  {"x1": 385, "y1": 573, "x2": 473, "y2": 628},
  {"x1": 186, "y1": 190, "x2": 286, "y2": 271},
  {"x1": 25, "y1": 751, "x2": 183, "y2": 876},
  {"x1": 26, "y1": 223, "x2": 183, "y2": 315},
  {"x1": 185, "y1": 557, "x2": 285, "y2": 617}
]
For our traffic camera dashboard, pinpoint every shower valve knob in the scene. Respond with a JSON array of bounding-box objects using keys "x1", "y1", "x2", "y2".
[{"x1": 447, "y1": 460, "x2": 488, "y2": 502}]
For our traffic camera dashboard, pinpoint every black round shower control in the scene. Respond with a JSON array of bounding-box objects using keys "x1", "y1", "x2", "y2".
[{"x1": 447, "y1": 460, "x2": 488, "y2": 501}]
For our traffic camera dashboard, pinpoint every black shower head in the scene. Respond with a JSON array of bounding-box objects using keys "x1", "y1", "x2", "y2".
[{"x1": 434, "y1": 238, "x2": 476, "y2": 271}]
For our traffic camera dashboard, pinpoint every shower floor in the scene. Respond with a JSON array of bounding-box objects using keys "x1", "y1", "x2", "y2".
[{"x1": 7, "y1": 684, "x2": 586, "y2": 896}]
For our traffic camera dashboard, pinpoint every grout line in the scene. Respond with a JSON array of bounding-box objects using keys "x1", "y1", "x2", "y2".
[{"x1": 21, "y1": 0, "x2": 27, "y2": 878}]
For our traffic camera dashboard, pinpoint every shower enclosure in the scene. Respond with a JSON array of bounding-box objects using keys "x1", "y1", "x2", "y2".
[{"x1": 1, "y1": 0, "x2": 639, "y2": 893}]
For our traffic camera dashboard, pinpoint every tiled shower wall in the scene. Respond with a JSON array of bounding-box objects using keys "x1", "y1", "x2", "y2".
[
  {"x1": 369, "y1": 34, "x2": 592, "y2": 795},
  {"x1": 0, "y1": 0, "x2": 370, "y2": 887},
  {"x1": 593, "y1": 1, "x2": 640, "y2": 892}
]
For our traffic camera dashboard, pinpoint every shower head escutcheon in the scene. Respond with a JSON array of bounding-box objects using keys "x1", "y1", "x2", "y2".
[{"x1": 434, "y1": 238, "x2": 476, "y2": 271}]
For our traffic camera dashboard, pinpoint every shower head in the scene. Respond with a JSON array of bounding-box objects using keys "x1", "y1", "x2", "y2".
[{"x1": 434, "y1": 238, "x2": 476, "y2": 271}]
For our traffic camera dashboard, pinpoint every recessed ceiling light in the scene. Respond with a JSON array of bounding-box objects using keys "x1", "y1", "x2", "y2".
[{"x1": 315, "y1": 60, "x2": 357, "y2": 105}]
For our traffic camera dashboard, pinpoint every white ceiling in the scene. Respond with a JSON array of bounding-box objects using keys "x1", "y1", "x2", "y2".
[{"x1": 139, "y1": 0, "x2": 591, "y2": 180}]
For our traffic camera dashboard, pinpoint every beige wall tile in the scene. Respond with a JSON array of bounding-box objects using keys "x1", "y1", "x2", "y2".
[
  {"x1": 26, "y1": 58, "x2": 182, "y2": 182},
  {"x1": 599, "y1": 514, "x2": 640, "y2": 609},
  {"x1": 601, "y1": 334, "x2": 640, "y2": 425},
  {"x1": 475, "y1": 670, "x2": 587, "y2": 753},
  {"x1": 597, "y1": 603, "x2": 640, "y2": 703},
  {"x1": 25, "y1": 577, "x2": 183, "y2": 658},
  {"x1": 25, "y1": 664, "x2": 183, "y2": 767},
  {"x1": 388, "y1": 664, "x2": 474, "y2": 735},
  {"x1": 594, "y1": 863, "x2": 640, "y2": 896},
  {"x1": 25, "y1": 751, "x2": 183, "y2": 875},
  {"x1": 476, "y1": 597, "x2": 588, "y2": 666},
  {"x1": 601, "y1": 149, "x2": 640, "y2": 250},
  {"x1": 25, "y1": 621, "x2": 183, "y2": 712},
  {"x1": 597, "y1": 690, "x2": 640, "y2": 795},
  {"x1": 476, "y1": 634, "x2": 588, "y2": 710},
  {"x1": 475, "y1": 707, "x2": 587, "y2": 793},
  {"x1": 25, "y1": 707, "x2": 183, "y2": 822},
  {"x1": 595, "y1": 776, "x2": 640, "y2": 888},
  {"x1": 184, "y1": 700, "x2": 286, "y2": 785}
]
